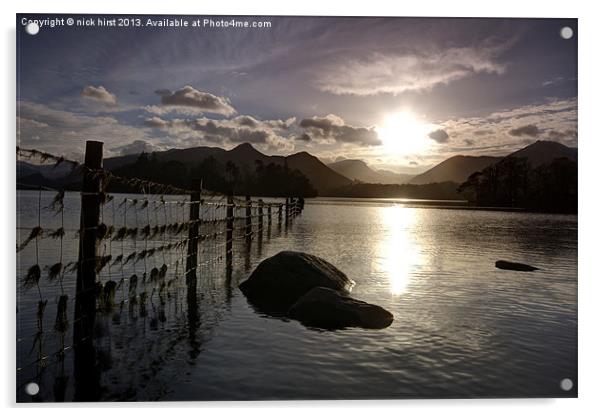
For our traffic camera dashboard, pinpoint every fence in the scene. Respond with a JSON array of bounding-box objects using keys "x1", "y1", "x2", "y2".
[{"x1": 16, "y1": 140, "x2": 304, "y2": 401}]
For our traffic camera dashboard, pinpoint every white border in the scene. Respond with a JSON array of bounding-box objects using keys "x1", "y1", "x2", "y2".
[{"x1": 2, "y1": 1, "x2": 601, "y2": 414}]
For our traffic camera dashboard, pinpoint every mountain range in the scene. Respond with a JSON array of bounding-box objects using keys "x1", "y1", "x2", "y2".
[
  {"x1": 92, "y1": 143, "x2": 351, "y2": 194},
  {"x1": 327, "y1": 159, "x2": 414, "y2": 184},
  {"x1": 17, "y1": 140, "x2": 577, "y2": 195}
]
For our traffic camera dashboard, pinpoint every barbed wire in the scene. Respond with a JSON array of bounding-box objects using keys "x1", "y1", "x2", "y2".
[{"x1": 16, "y1": 146, "x2": 305, "y2": 399}]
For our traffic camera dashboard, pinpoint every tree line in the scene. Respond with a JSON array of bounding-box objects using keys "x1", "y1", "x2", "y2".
[
  {"x1": 109, "y1": 152, "x2": 318, "y2": 197},
  {"x1": 458, "y1": 157, "x2": 577, "y2": 213}
]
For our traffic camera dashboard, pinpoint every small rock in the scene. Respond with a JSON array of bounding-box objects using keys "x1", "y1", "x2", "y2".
[
  {"x1": 288, "y1": 286, "x2": 394, "y2": 330},
  {"x1": 239, "y1": 251, "x2": 354, "y2": 313},
  {"x1": 495, "y1": 260, "x2": 539, "y2": 272}
]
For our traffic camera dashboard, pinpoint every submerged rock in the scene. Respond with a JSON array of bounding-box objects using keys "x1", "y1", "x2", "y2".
[
  {"x1": 239, "y1": 251, "x2": 354, "y2": 313},
  {"x1": 288, "y1": 287, "x2": 394, "y2": 330},
  {"x1": 495, "y1": 260, "x2": 539, "y2": 272}
]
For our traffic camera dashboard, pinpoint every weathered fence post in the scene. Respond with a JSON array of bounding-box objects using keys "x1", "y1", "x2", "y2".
[
  {"x1": 186, "y1": 180, "x2": 202, "y2": 288},
  {"x1": 245, "y1": 195, "x2": 252, "y2": 244},
  {"x1": 258, "y1": 199, "x2": 264, "y2": 233},
  {"x1": 226, "y1": 191, "x2": 234, "y2": 264},
  {"x1": 278, "y1": 203, "x2": 282, "y2": 227},
  {"x1": 73, "y1": 140, "x2": 103, "y2": 401},
  {"x1": 285, "y1": 197, "x2": 290, "y2": 228},
  {"x1": 267, "y1": 204, "x2": 272, "y2": 225}
]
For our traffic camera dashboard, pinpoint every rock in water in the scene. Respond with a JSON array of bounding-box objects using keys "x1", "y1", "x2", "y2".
[
  {"x1": 495, "y1": 260, "x2": 539, "y2": 272},
  {"x1": 239, "y1": 251, "x2": 354, "y2": 312},
  {"x1": 288, "y1": 287, "x2": 394, "y2": 330}
]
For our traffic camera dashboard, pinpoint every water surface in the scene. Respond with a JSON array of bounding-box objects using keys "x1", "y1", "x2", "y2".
[{"x1": 16, "y1": 192, "x2": 577, "y2": 401}]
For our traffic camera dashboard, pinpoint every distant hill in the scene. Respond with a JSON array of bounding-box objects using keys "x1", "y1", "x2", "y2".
[
  {"x1": 328, "y1": 159, "x2": 413, "y2": 184},
  {"x1": 409, "y1": 155, "x2": 501, "y2": 185},
  {"x1": 505, "y1": 140, "x2": 577, "y2": 167},
  {"x1": 105, "y1": 143, "x2": 352, "y2": 194},
  {"x1": 458, "y1": 140, "x2": 577, "y2": 213},
  {"x1": 17, "y1": 161, "x2": 76, "y2": 180}
]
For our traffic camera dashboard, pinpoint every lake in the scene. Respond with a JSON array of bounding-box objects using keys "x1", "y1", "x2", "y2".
[{"x1": 16, "y1": 191, "x2": 577, "y2": 401}]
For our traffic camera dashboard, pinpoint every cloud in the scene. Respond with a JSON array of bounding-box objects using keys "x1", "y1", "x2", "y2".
[
  {"x1": 17, "y1": 101, "x2": 156, "y2": 158},
  {"x1": 111, "y1": 140, "x2": 162, "y2": 156},
  {"x1": 299, "y1": 114, "x2": 381, "y2": 146},
  {"x1": 295, "y1": 133, "x2": 312, "y2": 142},
  {"x1": 152, "y1": 86, "x2": 236, "y2": 116},
  {"x1": 428, "y1": 129, "x2": 449, "y2": 143},
  {"x1": 144, "y1": 114, "x2": 297, "y2": 153},
  {"x1": 314, "y1": 45, "x2": 506, "y2": 96},
  {"x1": 508, "y1": 124, "x2": 541, "y2": 137},
  {"x1": 433, "y1": 98, "x2": 577, "y2": 158},
  {"x1": 546, "y1": 129, "x2": 577, "y2": 142},
  {"x1": 81, "y1": 85, "x2": 117, "y2": 105},
  {"x1": 143, "y1": 116, "x2": 170, "y2": 128}
]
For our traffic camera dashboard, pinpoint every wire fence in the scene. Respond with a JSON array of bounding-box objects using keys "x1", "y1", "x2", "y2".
[{"x1": 16, "y1": 141, "x2": 304, "y2": 401}]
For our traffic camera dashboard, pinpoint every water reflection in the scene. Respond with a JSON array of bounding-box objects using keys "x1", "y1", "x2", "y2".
[{"x1": 376, "y1": 205, "x2": 423, "y2": 295}]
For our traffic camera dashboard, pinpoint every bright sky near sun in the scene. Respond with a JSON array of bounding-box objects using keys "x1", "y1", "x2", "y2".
[{"x1": 17, "y1": 15, "x2": 577, "y2": 173}]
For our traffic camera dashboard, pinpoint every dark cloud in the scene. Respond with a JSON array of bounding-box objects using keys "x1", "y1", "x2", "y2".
[
  {"x1": 155, "y1": 85, "x2": 236, "y2": 116},
  {"x1": 299, "y1": 114, "x2": 381, "y2": 146},
  {"x1": 508, "y1": 124, "x2": 541, "y2": 137},
  {"x1": 464, "y1": 138, "x2": 475, "y2": 146},
  {"x1": 111, "y1": 140, "x2": 160, "y2": 156},
  {"x1": 295, "y1": 133, "x2": 312, "y2": 142},
  {"x1": 188, "y1": 120, "x2": 269, "y2": 144},
  {"x1": 81, "y1": 85, "x2": 117, "y2": 105},
  {"x1": 409, "y1": 161, "x2": 419, "y2": 166},
  {"x1": 547, "y1": 128, "x2": 577, "y2": 141},
  {"x1": 428, "y1": 129, "x2": 449, "y2": 143}
]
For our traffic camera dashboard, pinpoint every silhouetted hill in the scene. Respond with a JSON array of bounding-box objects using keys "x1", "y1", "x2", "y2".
[
  {"x1": 104, "y1": 143, "x2": 350, "y2": 194},
  {"x1": 409, "y1": 155, "x2": 501, "y2": 185},
  {"x1": 328, "y1": 159, "x2": 413, "y2": 184},
  {"x1": 505, "y1": 140, "x2": 577, "y2": 167},
  {"x1": 458, "y1": 141, "x2": 578, "y2": 213},
  {"x1": 287, "y1": 151, "x2": 351, "y2": 191}
]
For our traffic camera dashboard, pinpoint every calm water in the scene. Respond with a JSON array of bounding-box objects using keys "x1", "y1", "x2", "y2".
[{"x1": 16, "y1": 191, "x2": 577, "y2": 401}]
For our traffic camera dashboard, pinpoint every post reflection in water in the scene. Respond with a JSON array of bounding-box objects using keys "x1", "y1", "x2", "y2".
[{"x1": 376, "y1": 205, "x2": 424, "y2": 296}]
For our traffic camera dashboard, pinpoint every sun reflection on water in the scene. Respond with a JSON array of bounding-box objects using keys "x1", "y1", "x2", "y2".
[{"x1": 377, "y1": 205, "x2": 423, "y2": 295}]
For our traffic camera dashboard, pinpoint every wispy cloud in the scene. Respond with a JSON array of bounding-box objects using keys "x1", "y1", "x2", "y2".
[{"x1": 314, "y1": 45, "x2": 506, "y2": 96}]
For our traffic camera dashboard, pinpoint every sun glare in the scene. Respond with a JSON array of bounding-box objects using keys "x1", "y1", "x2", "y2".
[
  {"x1": 377, "y1": 111, "x2": 433, "y2": 157},
  {"x1": 376, "y1": 205, "x2": 424, "y2": 296}
]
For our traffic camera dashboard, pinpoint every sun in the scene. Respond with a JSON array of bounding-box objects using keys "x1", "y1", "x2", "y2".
[{"x1": 376, "y1": 111, "x2": 433, "y2": 157}]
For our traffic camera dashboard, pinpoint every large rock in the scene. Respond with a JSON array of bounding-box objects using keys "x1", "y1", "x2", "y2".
[
  {"x1": 239, "y1": 251, "x2": 354, "y2": 313},
  {"x1": 495, "y1": 260, "x2": 539, "y2": 272},
  {"x1": 288, "y1": 287, "x2": 394, "y2": 329}
]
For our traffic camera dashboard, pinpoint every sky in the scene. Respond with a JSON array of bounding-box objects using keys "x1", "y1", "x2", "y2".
[{"x1": 17, "y1": 15, "x2": 577, "y2": 173}]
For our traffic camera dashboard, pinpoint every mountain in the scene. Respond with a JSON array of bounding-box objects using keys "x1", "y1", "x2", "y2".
[
  {"x1": 328, "y1": 159, "x2": 413, "y2": 184},
  {"x1": 104, "y1": 143, "x2": 351, "y2": 194},
  {"x1": 287, "y1": 152, "x2": 352, "y2": 191},
  {"x1": 17, "y1": 161, "x2": 76, "y2": 179},
  {"x1": 457, "y1": 141, "x2": 577, "y2": 213},
  {"x1": 409, "y1": 155, "x2": 502, "y2": 185},
  {"x1": 505, "y1": 140, "x2": 577, "y2": 167}
]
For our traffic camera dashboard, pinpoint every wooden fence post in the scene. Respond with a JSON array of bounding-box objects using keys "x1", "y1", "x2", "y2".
[
  {"x1": 226, "y1": 191, "x2": 234, "y2": 264},
  {"x1": 186, "y1": 180, "x2": 202, "y2": 287},
  {"x1": 245, "y1": 195, "x2": 252, "y2": 243},
  {"x1": 73, "y1": 140, "x2": 103, "y2": 401},
  {"x1": 278, "y1": 203, "x2": 282, "y2": 226},
  {"x1": 285, "y1": 197, "x2": 290, "y2": 228},
  {"x1": 258, "y1": 199, "x2": 264, "y2": 233}
]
